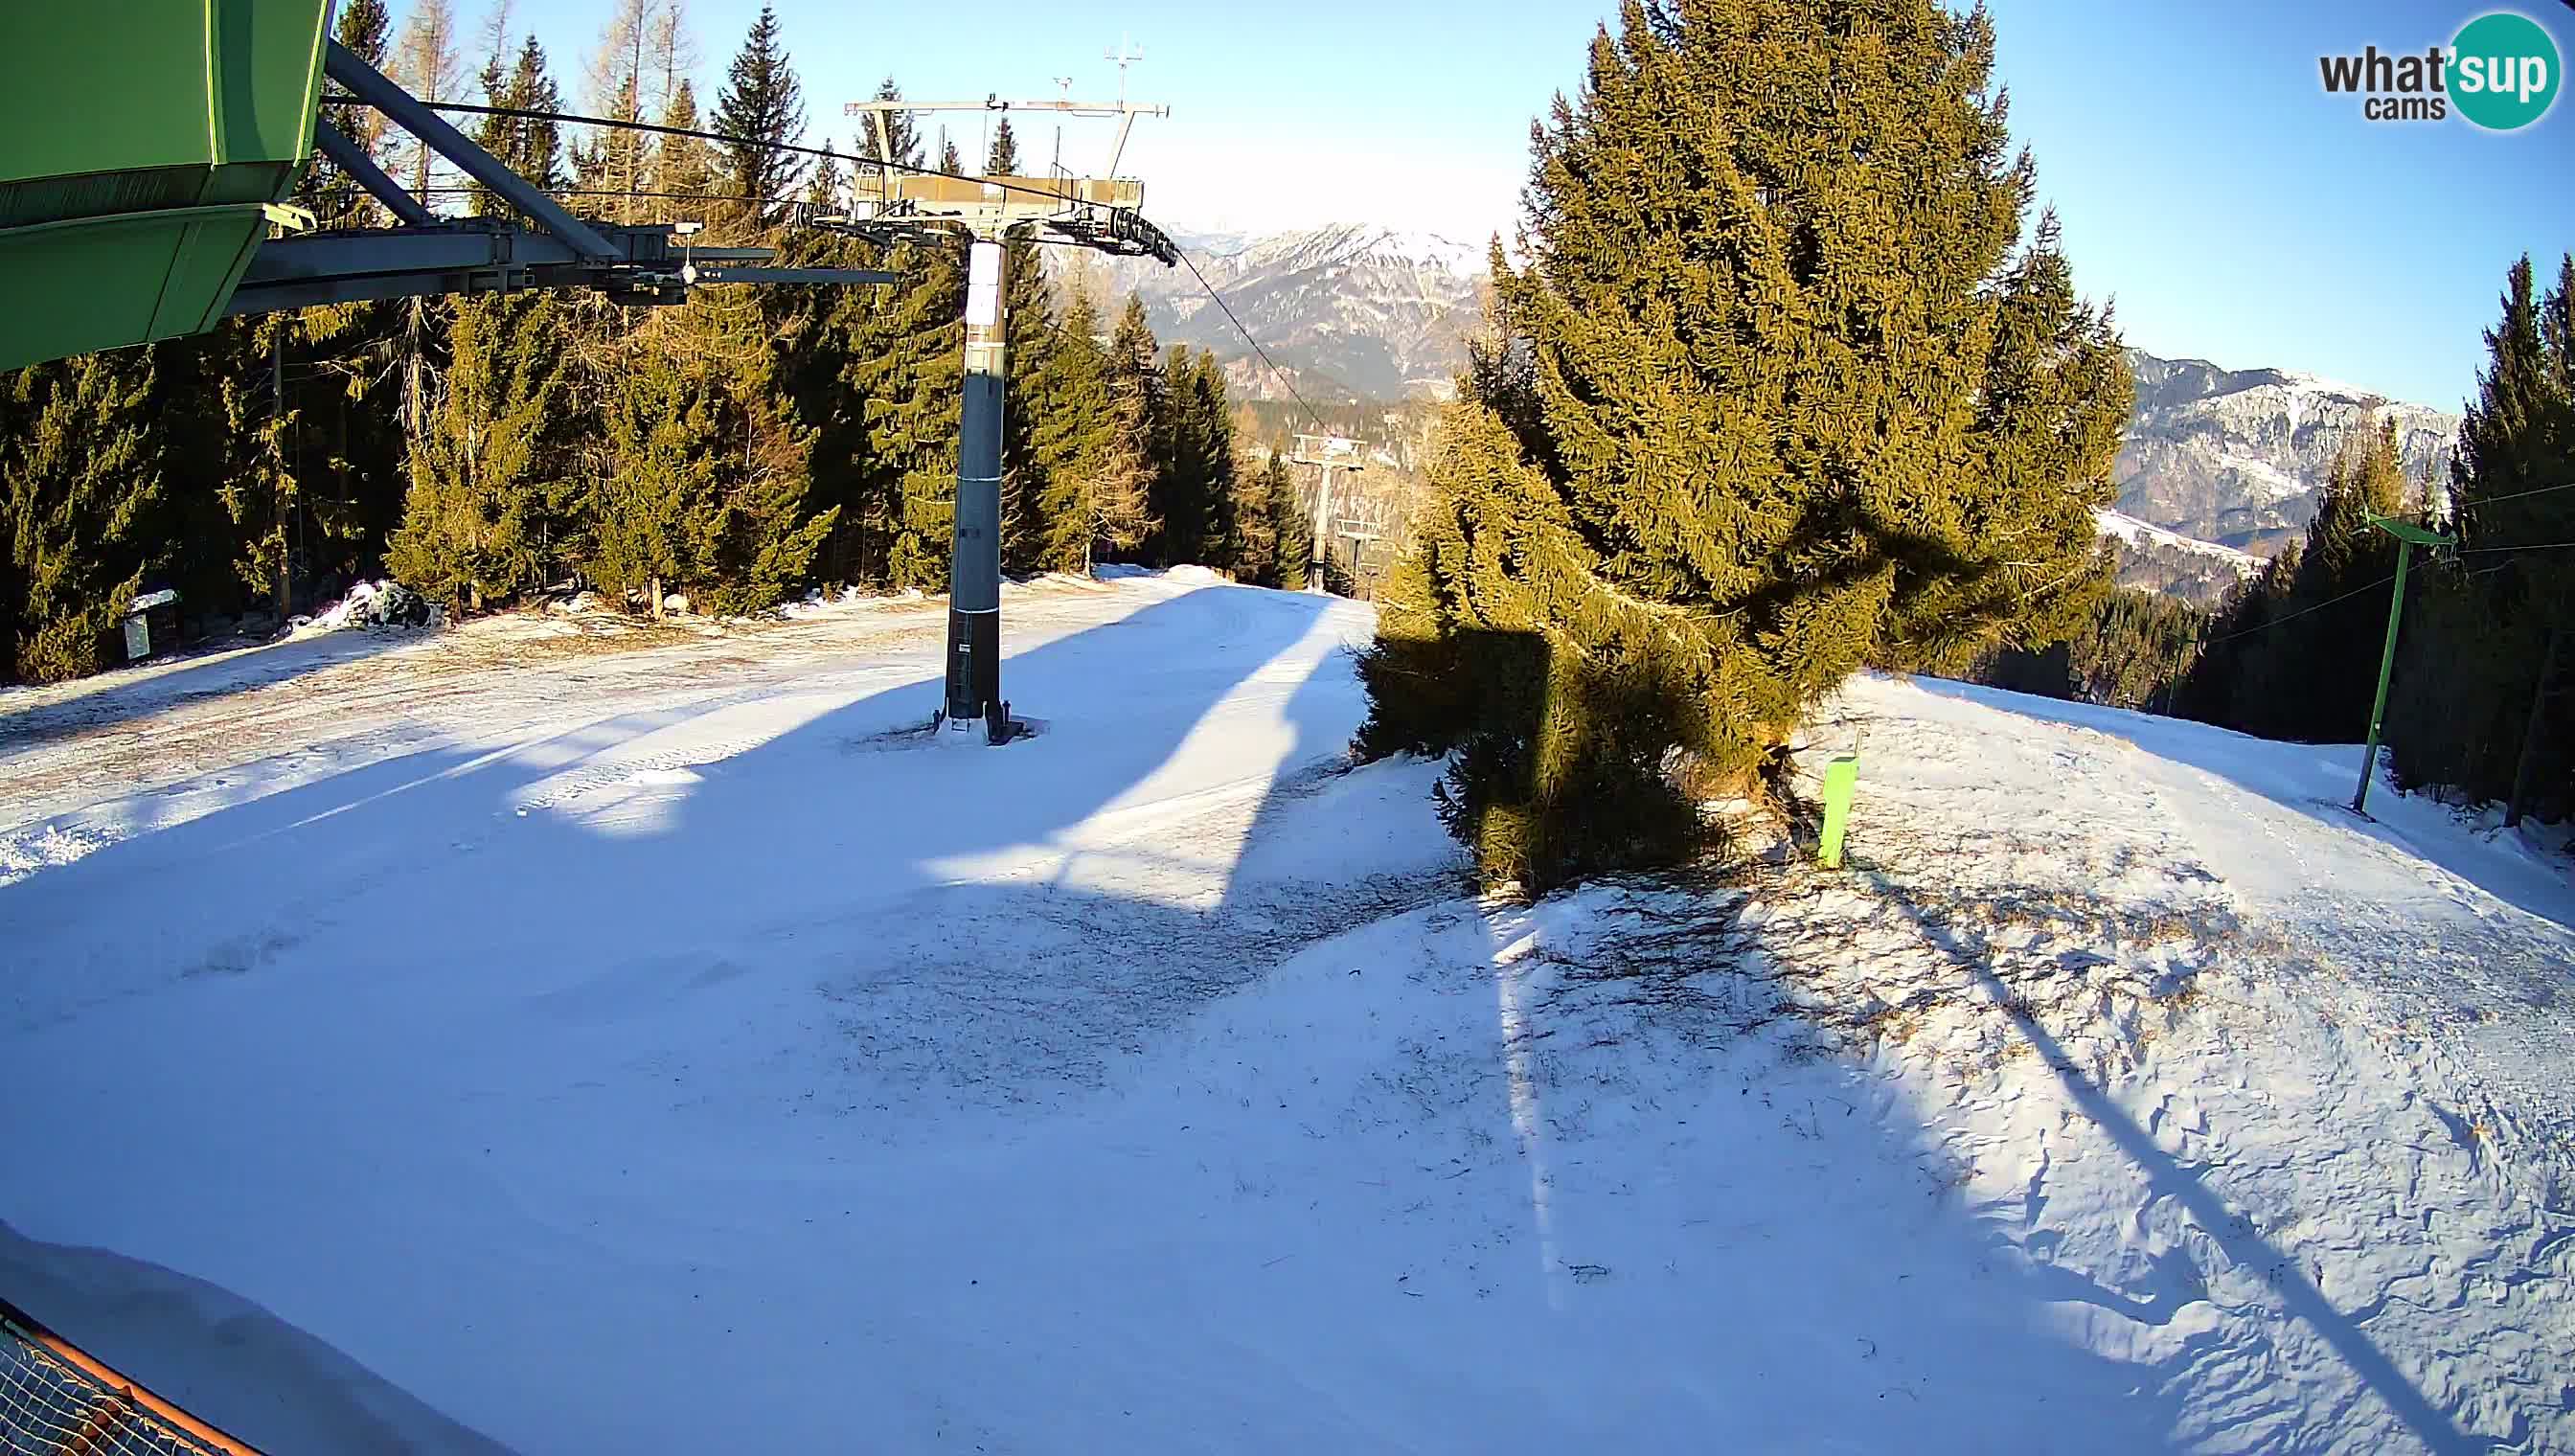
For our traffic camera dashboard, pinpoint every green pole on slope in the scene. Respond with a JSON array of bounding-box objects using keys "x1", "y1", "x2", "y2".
[
  {"x1": 1818, "y1": 754, "x2": 1859, "y2": 870},
  {"x1": 2352, "y1": 514, "x2": 2454, "y2": 816}
]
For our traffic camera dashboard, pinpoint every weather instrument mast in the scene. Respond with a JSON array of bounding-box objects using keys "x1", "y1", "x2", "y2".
[{"x1": 838, "y1": 77, "x2": 1176, "y2": 742}]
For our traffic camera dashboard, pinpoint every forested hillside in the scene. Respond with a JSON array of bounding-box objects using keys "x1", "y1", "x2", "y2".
[{"x1": 1973, "y1": 253, "x2": 2575, "y2": 826}]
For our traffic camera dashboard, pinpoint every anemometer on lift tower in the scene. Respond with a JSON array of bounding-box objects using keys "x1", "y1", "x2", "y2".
[{"x1": 834, "y1": 65, "x2": 1177, "y2": 745}]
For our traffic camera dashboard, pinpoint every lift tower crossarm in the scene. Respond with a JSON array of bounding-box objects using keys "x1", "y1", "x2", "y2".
[
  {"x1": 324, "y1": 39, "x2": 619, "y2": 262},
  {"x1": 843, "y1": 99, "x2": 1169, "y2": 116},
  {"x1": 843, "y1": 98, "x2": 1171, "y2": 179}
]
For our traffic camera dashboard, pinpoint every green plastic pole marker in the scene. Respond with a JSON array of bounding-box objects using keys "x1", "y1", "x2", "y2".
[
  {"x1": 1818, "y1": 753, "x2": 1859, "y2": 870},
  {"x1": 2353, "y1": 514, "x2": 2452, "y2": 816}
]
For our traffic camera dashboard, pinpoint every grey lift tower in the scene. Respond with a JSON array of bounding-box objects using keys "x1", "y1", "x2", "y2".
[
  {"x1": 837, "y1": 89, "x2": 1175, "y2": 741},
  {"x1": 1289, "y1": 434, "x2": 1369, "y2": 595}
]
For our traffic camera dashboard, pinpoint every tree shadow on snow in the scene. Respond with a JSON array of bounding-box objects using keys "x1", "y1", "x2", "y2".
[
  {"x1": 0, "y1": 625, "x2": 435, "y2": 760},
  {"x1": 0, "y1": 581, "x2": 1468, "y2": 1445},
  {"x1": 1850, "y1": 867, "x2": 2502, "y2": 1454},
  {"x1": 3, "y1": 585, "x2": 2492, "y2": 1450}
]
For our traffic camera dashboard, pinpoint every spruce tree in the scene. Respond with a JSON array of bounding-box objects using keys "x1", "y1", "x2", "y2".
[
  {"x1": 712, "y1": 5, "x2": 807, "y2": 235},
  {"x1": 1, "y1": 353, "x2": 165, "y2": 683},
  {"x1": 211, "y1": 315, "x2": 305, "y2": 620},
  {"x1": 388, "y1": 293, "x2": 574, "y2": 612},
  {"x1": 1228, "y1": 449, "x2": 1281, "y2": 586},
  {"x1": 511, "y1": 37, "x2": 566, "y2": 193},
  {"x1": 763, "y1": 230, "x2": 882, "y2": 582},
  {"x1": 653, "y1": 80, "x2": 718, "y2": 223},
  {"x1": 1032, "y1": 290, "x2": 1132, "y2": 572},
  {"x1": 290, "y1": 299, "x2": 413, "y2": 594},
  {"x1": 2180, "y1": 541, "x2": 2304, "y2": 734},
  {"x1": 589, "y1": 350, "x2": 712, "y2": 615},
  {"x1": 851, "y1": 243, "x2": 965, "y2": 590},
  {"x1": 582, "y1": 290, "x2": 836, "y2": 621},
  {"x1": 1266, "y1": 454, "x2": 1310, "y2": 590},
  {"x1": 988, "y1": 122, "x2": 1056, "y2": 575},
  {"x1": 667, "y1": 282, "x2": 838, "y2": 612},
  {"x1": 470, "y1": 35, "x2": 564, "y2": 221},
  {"x1": 1359, "y1": 0, "x2": 2131, "y2": 890},
  {"x1": 1975, "y1": 587, "x2": 2207, "y2": 712},
  {"x1": 1190, "y1": 353, "x2": 1241, "y2": 570},
  {"x1": 2231, "y1": 422, "x2": 2412, "y2": 741},
  {"x1": 855, "y1": 77, "x2": 921, "y2": 175},
  {"x1": 806, "y1": 142, "x2": 844, "y2": 210},
  {"x1": 469, "y1": 49, "x2": 513, "y2": 217},
  {"x1": 1093, "y1": 294, "x2": 1166, "y2": 565},
  {"x1": 780, "y1": 79, "x2": 936, "y2": 586},
  {"x1": 2452, "y1": 253, "x2": 2575, "y2": 822},
  {"x1": 1147, "y1": 349, "x2": 1240, "y2": 568},
  {"x1": 1149, "y1": 343, "x2": 1198, "y2": 563},
  {"x1": 996, "y1": 234, "x2": 1056, "y2": 576}
]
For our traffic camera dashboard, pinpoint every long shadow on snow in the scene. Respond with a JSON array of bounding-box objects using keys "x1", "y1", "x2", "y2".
[
  {"x1": 3, "y1": 587, "x2": 2413, "y2": 1450},
  {"x1": 1, "y1": 583, "x2": 1424, "y2": 1054},
  {"x1": 1855, "y1": 867, "x2": 2502, "y2": 1453},
  {"x1": 0, "y1": 625, "x2": 431, "y2": 761},
  {"x1": 600, "y1": 584, "x2": 1465, "y2": 1105},
  {"x1": 0, "y1": 584, "x2": 1450, "y2": 1445}
]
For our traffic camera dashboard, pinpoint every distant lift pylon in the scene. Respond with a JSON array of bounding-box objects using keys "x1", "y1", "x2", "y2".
[{"x1": 834, "y1": 90, "x2": 1178, "y2": 742}]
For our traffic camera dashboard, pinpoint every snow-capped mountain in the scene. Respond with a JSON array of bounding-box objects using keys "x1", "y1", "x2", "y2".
[
  {"x1": 1052, "y1": 222, "x2": 1490, "y2": 400},
  {"x1": 2115, "y1": 351, "x2": 2461, "y2": 553}
]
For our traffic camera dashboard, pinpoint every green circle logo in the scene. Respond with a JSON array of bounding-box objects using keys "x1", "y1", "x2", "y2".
[{"x1": 2451, "y1": 11, "x2": 2561, "y2": 129}]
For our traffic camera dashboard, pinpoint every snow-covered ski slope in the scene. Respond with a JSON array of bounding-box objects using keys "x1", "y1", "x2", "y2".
[{"x1": 1, "y1": 573, "x2": 2569, "y2": 1454}]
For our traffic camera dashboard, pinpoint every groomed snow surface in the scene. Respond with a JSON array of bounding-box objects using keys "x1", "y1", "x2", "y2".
[{"x1": 2, "y1": 573, "x2": 2570, "y2": 1454}]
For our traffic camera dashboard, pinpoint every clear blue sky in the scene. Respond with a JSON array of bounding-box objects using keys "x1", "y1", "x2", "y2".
[{"x1": 501, "y1": 0, "x2": 2573, "y2": 408}]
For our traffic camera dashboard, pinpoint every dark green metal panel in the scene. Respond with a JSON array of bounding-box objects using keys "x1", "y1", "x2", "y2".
[{"x1": 0, "y1": 1, "x2": 332, "y2": 372}]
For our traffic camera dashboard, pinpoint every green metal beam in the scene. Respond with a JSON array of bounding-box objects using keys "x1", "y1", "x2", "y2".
[
  {"x1": 2366, "y1": 513, "x2": 2454, "y2": 548},
  {"x1": 2351, "y1": 515, "x2": 2454, "y2": 815}
]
